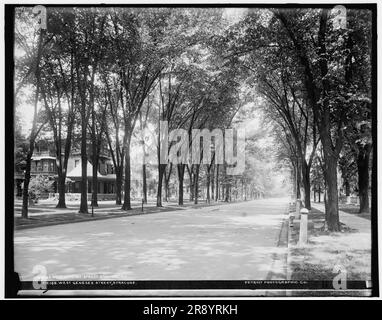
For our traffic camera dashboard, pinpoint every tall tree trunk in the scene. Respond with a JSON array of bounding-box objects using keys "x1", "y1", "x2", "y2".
[
  {"x1": 156, "y1": 164, "x2": 166, "y2": 207},
  {"x1": 140, "y1": 111, "x2": 148, "y2": 204},
  {"x1": 55, "y1": 50, "x2": 75, "y2": 209},
  {"x1": 142, "y1": 164, "x2": 147, "y2": 204},
  {"x1": 92, "y1": 154, "x2": 99, "y2": 207},
  {"x1": 357, "y1": 144, "x2": 371, "y2": 213},
  {"x1": 177, "y1": 164, "x2": 185, "y2": 205},
  {"x1": 215, "y1": 164, "x2": 219, "y2": 201},
  {"x1": 21, "y1": 152, "x2": 33, "y2": 218},
  {"x1": 77, "y1": 67, "x2": 89, "y2": 214},
  {"x1": 194, "y1": 164, "x2": 200, "y2": 204},
  {"x1": 55, "y1": 98, "x2": 65, "y2": 209},
  {"x1": 301, "y1": 161, "x2": 311, "y2": 210},
  {"x1": 210, "y1": 164, "x2": 215, "y2": 201},
  {"x1": 105, "y1": 126, "x2": 123, "y2": 205},
  {"x1": 163, "y1": 163, "x2": 172, "y2": 202},
  {"x1": 115, "y1": 167, "x2": 122, "y2": 205},
  {"x1": 21, "y1": 29, "x2": 44, "y2": 218},
  {"x1": 79, "y1": 118, "x2": 88, "y2": 214},
  {"x1": 344, "y1": 180, "x2": 350, "y2": 197},
  {"x1": 296, "y1": 161, "x2": 301, "y2": 199},
  {"x1": 91, "y1": 127, "x2": 98, "y2": 207},
  {"x1": 223, "y1": 163, "x2": 229, "y2": 202},
  {"x1": 225, "y1": 183, "x2": 230, "y2": 202},
  {"x1": 55, "y1": 124, "x2": 73, "y2": 209},
  {"x1": 188, "y1": 165, "x2": 194, "y2": 201},
  {"x1": 324, "y1": 159, "x2": 340, "y2": 231},
  {"x1": 206, "y1": 167, "x2": 211, "y2": 204},
  {"x1": 56, "y1": 174, "x2": 67, "y2": 208},
  {"x1": 164, "y1": 181, "x2": 169, "y2": 202},
  {"x1": 122, "y1": 137, "x2": 132, "y2": 210}
]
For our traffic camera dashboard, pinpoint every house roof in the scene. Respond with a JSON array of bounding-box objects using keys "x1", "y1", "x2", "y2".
[
  {"x1": 67, "y1": 161, "x2": 102, "y2": 178},
  {"x1": 103, "y1": 174, "x2": 117, "y2": 180},
  {"x1": 31, "y1": 156, "x2": 56, "y2": 161},
  {"x1": 67, "y1": 162, "x2": 116, "y2": 181}
]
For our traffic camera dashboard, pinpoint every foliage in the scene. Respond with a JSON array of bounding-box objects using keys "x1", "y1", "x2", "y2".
[{"x1": 28, "y1": 175, "x2": 54, "y2": 200}]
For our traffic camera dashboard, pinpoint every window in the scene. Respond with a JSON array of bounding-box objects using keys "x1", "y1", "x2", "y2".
[
  {"x1": 43, "y1": 161, "x2": 49, "y2": 172},
  {"x1": 75, "y1": 160, "x2": 79, "y2": 168}
]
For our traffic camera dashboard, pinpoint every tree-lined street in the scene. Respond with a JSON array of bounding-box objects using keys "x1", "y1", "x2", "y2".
[
  {"x1": 11, "y1": 6, "x2": 374, "y2": 295},
  {"x1": 15, "y1": 198, "x2": 288, "y2": 281}
]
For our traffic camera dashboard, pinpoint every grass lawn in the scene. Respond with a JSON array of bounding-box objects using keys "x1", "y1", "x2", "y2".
[{"x1": 289, "y1": 207, "x2": 371, "y2": 281}]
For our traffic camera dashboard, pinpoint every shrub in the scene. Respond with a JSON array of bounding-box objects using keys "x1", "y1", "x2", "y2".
[{"x1": 28, "y1": 175, "x2": 54, "y2": 202}]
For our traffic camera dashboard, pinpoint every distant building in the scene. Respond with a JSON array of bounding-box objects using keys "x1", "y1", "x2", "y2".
[
  {"x1": 15, "y1": 140, "x2": 117, "y2": 197},
  {"x1": 66, "y1": 153, "x2": 116, "y2": 194}
]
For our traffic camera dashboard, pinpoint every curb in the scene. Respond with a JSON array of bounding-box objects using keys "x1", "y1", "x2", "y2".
[
  {"x1": 15, "y1": 208, "x2": 167, "y2": 230},
  {"x1": 265, "y1": 203, "x2": 290, "y2": 282},
  {"x1": 15, "y1": 199, "x2": 249, "y2": 230},
  {"x1": 286, "y1": 201, "x2": 297, "y2": 281}
]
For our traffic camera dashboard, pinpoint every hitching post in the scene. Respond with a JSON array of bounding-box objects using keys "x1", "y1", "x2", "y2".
[{"x1": 299, "y1": 208, "x2": 309, "y2": 245}]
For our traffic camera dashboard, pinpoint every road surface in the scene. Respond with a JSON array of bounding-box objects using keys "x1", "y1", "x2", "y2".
[{"x1": 14, "y1": 198, "x2": 289, "y2": 281}]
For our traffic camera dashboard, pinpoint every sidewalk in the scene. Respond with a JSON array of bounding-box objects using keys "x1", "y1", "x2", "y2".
[
  {"x1": 287, "y1": 202, "x2": 372, "y2": 296},
  {"x1": 13, "y1": 198, "x2": 239, "y2": 230},
  {"x1": 313, "y1": 202, "x2": 371, "y2": 233}
]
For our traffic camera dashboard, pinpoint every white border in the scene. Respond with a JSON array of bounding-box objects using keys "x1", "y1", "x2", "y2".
[{"x1": 0, "y1": 0, "x2": 380, "y2": 301}]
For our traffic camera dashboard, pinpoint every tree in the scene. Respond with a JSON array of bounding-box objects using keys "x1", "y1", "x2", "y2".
[
  {"x1": 37, "y1": 9, "x2": 77, "y2": 208},
  {"x1": 90, "y1": 91, "x2": 108, "y2": 207},
  {"x1": 15, "y1": 8, "x2": 48, "y2": 218},
  {"x1": 106, "y1": 9, "x2": 168, "y2": 210},
  {"x1": 71, "y1": 8, "x2": 107, "y2": 214},
  {"x1": 14, "y1": 113, "x2": 29, "y2": 175},
  {"x1": 271, "y1": 8, "x2": 371, "y2": 230},
  {"x1": 103, "y1": 74, "x2": 125, "y2": 205}
]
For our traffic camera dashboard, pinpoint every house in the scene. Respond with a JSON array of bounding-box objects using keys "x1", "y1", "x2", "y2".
[
  {"x1": 14, "y1": 150, "x2": 57, "y2": 196},
  {"x1": 15, "y1": 140, "x2": 117, "y2": 198},
  {"x1": 66, "y1": 153, "x2": 116, "y2": 194}
]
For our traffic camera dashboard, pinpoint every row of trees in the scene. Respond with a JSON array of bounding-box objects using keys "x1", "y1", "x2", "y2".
[
  {"x1": 221, "y1": 8, "x2": 372, "y2": 230},
  {"x1": 15, "y1": 7, "x2": 278, "y2": 218},
  {"x1": 15, "y1": 7, "x2": 373, "y2": 231}
]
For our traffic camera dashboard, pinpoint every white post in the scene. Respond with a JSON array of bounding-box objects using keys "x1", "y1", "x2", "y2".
[{"x1": 299, "y1": 208, "x2": 309, "y2": 246}]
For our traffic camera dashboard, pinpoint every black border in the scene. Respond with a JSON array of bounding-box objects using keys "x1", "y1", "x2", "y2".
[
  {"x1": 5, "y1": 4, "x2": 16, "y2": 298},
  {"x1": 4, "y1": 3, "x2": 378, "y2": 298}
]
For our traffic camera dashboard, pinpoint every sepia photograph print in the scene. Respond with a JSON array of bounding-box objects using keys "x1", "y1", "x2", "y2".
[{"x1": 4, "y1": 3, "x2": 377, "y2": 298}]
